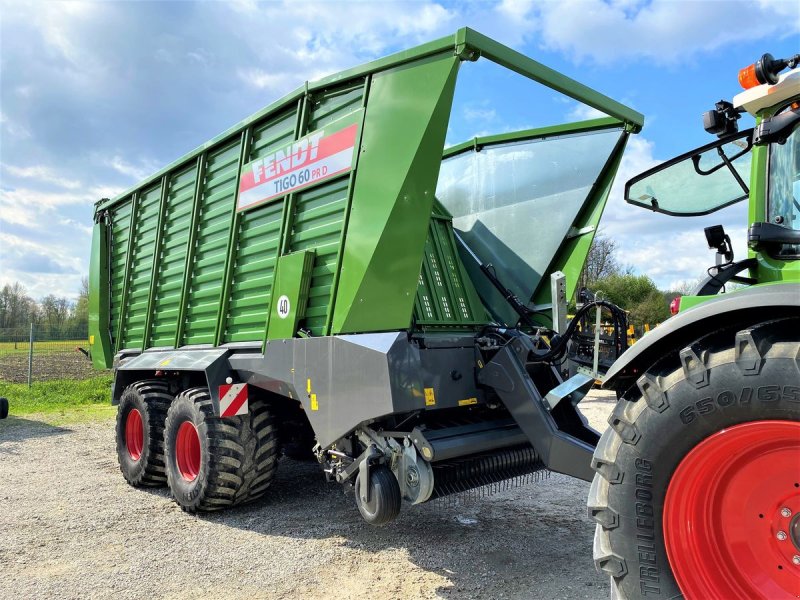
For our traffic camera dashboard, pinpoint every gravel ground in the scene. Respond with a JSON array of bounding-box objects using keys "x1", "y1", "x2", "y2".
[{"x1": 0, "y1": 390, "x2": 617, "y2": 600}]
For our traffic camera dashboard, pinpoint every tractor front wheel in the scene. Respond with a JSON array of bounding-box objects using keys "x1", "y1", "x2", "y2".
[{"x1": 589, "y1": 317, "x2": 800, "y2": 599}]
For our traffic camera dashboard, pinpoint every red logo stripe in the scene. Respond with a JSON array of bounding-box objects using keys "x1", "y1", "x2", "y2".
[{"x1": 238, "y1": 123, "x2": 358, "y2": 194}]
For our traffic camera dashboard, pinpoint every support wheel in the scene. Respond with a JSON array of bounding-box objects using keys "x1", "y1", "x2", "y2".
[
  {"x1": 164, "y1": 387, "x2": 279, "y2": 512},
  {"x1": 354, "y1": 465, "x2": 401, "y2": 526},
  {"x1": 115, "y1": 380, "x2": 173, "y2": 487},
  {"x1": 589, "y1": 317, "x2": 800, "y2": 599}
]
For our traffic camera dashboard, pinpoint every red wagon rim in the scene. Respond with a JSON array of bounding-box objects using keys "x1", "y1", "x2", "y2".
[
  {"x1": 125, "y1": 408, "x2": 144, "y2": 461},
  {"x1": 663, "y1": 420, "x2": 800, "y2": 599},
  {"x1": 176, "y1": 421, "x2": 201, "y2": 482}
]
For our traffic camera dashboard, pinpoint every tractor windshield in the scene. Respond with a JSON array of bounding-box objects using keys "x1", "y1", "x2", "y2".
[
  {"x1": 768, "y1": 124, "x2": 800, "y2": 256},
  {"x1": 625, "y1": 130, "x2": 752, "y2": 216}
]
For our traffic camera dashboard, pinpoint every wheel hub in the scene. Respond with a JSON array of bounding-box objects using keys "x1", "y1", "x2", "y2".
[
  {"x1": 663, "y1": 420, "x2": 800, "y2": 599},
  {"x1": 790, "y1": 513, "x2": 800, "y2": 552},
  {"x1": 125, "y1": 408, "x2": 144, "y2": 461},
  {"x1": 175, "y1": 421, "x2": 201, "y2": 482}
]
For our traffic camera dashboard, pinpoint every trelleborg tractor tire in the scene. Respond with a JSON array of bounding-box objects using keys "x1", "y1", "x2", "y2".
[
  {"x1": 115, "y1": 380, "x2": 173, "y2": 487},
  {"x1": 589, "y1": 317, "x2": 800, "y2": 599},
  {"x1": 164, "y1": 387, "x2": 279, "y2": 512}
]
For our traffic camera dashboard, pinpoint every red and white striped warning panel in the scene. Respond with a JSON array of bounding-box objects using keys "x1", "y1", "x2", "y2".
[
  {"x1": 219, "y1": 383, "x2": 248, "y2": 417},
  {"x1": 237, "y1": 121, "x2": 359, "y2": 212}
]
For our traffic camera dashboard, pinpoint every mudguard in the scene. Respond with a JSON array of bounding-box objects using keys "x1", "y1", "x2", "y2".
[
  {"x1": 603, "y1": 283, "x2": 800, "y2": 391},
  {"x1": 112, "y1": 348, "x2": 231, "y2": 412}
]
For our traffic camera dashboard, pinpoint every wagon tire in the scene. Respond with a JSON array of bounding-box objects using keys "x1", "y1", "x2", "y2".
[
  {"x1": 115, "y1": 380, "x2": 173, "y2": 487},
  {"x1": 589, "y1": 317, "x2": 800, "y2": 599},
  {"x1": 164, "y1": 387, "x2": 279, "y2": 512}
]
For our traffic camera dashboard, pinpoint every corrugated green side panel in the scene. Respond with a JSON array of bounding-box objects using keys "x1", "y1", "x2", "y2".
[
  {"x1": 307, "y1": 84, "x2": 363, "y2": 130},
  {"x1": 221, "y1": 111, "x2": 295, "y2": 343},
  {"x1": 222, "y1": 202, "x2": 283, "y2": 342},
  {"x1": 109, "y1": 199, "x2": 133, "y2": 349},
  {"x1": 284, "y1": 82, "x2": 365, "y2": 336},
  {"x1": 182, "y1": 141, "x2": 241, "y2": 345},
  {"x1": 287, "y1": 178, "x2": 349, "y2": 335},
  {"x1": 413, "y1": 213, "x2": 487, "y2": 328},
  {"x1": 121, "y1": 183, "x2": 162, "y2": 348},
  {"x1": 149, "y1": 164, "x2": 197, "y2": 347}
]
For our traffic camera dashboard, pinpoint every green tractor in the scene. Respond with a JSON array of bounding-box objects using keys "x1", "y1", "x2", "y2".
[{"x1": 590, "y1": 54, "x2": 800, "y2": 598}]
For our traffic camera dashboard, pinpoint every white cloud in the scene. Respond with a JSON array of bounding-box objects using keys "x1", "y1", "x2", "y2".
[
  {"x1": 0, "y1": 184, "x2": 120, "y2": 230},
  {"x1": 236, "y1": 68, "x2": 296, "y2": 93},
  {"x1": 463, "y1": 106, "x2": 497, "y2": 122},
  {"x1": 2, "y1": 164, "x2": 81, "y2": 190},
  {"x1": 0, "y1": 112, "x2": 32, "y2": 140},
  {"x1": 523, "y1": 0, "x2": 799, "y2": 65},
  {"x1": 567, "y1": 103, "x2": 607, "y2": 121},
  {"x1": 106, "y1": 156, "x2": 160, "y2": 183}
]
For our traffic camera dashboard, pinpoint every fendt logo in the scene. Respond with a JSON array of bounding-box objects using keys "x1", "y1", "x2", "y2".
[{"x1": 237, "y1": 122, "x2": 359, "y2": 212}]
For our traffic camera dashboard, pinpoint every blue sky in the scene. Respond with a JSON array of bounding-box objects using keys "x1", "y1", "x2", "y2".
[{"x1": 1, "y1": 0, "x2": 798, "y2": 300}]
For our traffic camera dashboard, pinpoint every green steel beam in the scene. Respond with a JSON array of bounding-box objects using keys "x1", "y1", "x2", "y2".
[
  {"x1": 215, "y1": 128, "x2": 252, "y2": 346},
  {"x1": 88, "y1": 216, "x2": 113, "y2": 368},
  {"x1": 142, "y1": 175, "x2": 170, "y2": 349},
  {"x1": 443, "y1": 117, "x2": 624, "y2": 159},
  {"x1": 174, "y1": 155, "x2": 206, "y2": 348},
  {"x1": 114, "y1": 192, "x2": 139, "y2": 351},
  {"x1": 461, "y1": 29, "x2": 644, "y2": 131}
]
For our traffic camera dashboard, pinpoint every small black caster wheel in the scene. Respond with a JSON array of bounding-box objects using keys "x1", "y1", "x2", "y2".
[{"x1": 354, "y1": 465, "x2": 401, "y2": 526}]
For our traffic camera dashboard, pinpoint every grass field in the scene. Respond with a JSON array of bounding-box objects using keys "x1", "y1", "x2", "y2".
[
  {"x1": 0, "y1": 375, "x2": 114, "y2": 423},
  {"x1": 0, "y1": 339, "x2": 88, "y2": 355}
]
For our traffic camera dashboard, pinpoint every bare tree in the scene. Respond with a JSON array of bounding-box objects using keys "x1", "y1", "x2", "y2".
[
  {"x1": 40, "y1": 294, "x2": 73, "y2": 334},
  {"x1": 0, "y1": 282, "x2": 36, "y2": 329},
  {"x1": 579, "y1": 233, "x2": 621, "y2": 291}
]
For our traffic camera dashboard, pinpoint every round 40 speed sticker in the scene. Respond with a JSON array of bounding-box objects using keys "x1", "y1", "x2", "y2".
[{"x1": 277, "y1": 295, "x2": 291, "y2": 319}]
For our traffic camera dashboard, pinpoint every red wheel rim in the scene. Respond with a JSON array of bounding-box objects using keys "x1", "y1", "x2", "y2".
[
  {"x1": 125, "y1": 408, "x2": 144, "y2": 461},
  {"x1": 175, "y1": 421, "x2": 201, "y2": 482},
  {"x1": 664, "y1": 421, "x2": 800, "y2": 599}
]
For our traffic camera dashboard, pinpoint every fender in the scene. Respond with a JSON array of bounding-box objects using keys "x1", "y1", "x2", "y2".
[
  {"x1": 112, "y1": 348, "x2": 231, "y2": 413},
  {"x1": 603, "y1": 283, "x2": 800, "y2": 391}
]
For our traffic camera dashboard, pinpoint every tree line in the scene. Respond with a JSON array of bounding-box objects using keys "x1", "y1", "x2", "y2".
[
  {"x1": 578, "y1": 233, "x2": 683, "y2": 329},
  {"x1": 0, "y1": 279, "x2": 89, "y2": 339}
]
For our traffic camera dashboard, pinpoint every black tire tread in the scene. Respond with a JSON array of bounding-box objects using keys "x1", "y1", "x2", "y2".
[
  {"x1": 116, "y1": 379, "x2": 173, "y2": 487},
  {"x1": 165, "y1": 387, "x2": 279, "y2": 512},
  {"x1": 589, "y1": 317, "x2": 800, "y2": 598},
  {"x1": 355, "y1": 465, "x2": 401, "y2": 526}
]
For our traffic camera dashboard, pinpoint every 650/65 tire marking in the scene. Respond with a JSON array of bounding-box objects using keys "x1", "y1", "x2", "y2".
[{"x1": 680, "y1": 385, "x2": 800, "y2": 425}]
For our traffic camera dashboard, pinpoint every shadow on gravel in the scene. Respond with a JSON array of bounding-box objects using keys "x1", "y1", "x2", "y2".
[
  {"x1": 0, "y1": 417, "x2": 71, "y2": 455},
  {"x1": 198, "y1": 457, "x2": 598, "y2": 598}
]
